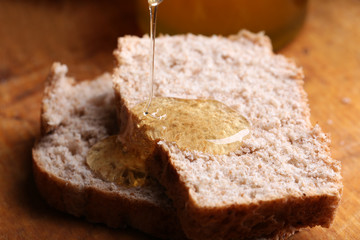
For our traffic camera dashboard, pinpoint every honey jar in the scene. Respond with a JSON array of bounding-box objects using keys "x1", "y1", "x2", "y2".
[{"x1": 135, "y1": 0, "x2": 308, "y2": 50}]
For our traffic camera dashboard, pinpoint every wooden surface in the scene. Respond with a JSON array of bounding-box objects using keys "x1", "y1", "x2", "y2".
[{"x1": 0, "y1": 0, "x2": 359, "y2": 239}]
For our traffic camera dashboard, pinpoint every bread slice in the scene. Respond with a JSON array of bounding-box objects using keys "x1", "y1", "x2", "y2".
[
  {"x1": 113, "y1": 31, "x2": 342, "y2": 240},
  {"x1": 32, "y1": 63, "x2": 185, "y2": 239}
]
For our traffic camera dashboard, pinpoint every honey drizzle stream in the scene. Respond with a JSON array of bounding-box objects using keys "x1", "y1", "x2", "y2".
[{"x1": 144, "y1": 0, "x2": 162, "y2": 115}]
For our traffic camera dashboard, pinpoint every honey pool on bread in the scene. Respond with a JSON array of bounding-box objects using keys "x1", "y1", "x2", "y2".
[
  {"x1": 86, "y1": 97, "x2": 250, "y2": 187},
  {"x1": 86, "y1": 136, "x2": 148, "y2": 187},
  {"x1": 135, "y1": 97, "x2": 250, "y2": 155}
]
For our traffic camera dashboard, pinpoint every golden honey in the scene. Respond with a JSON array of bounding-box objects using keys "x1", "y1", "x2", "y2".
[
  {"x1": 133, "y1": 97, "x2": 250, "y2": 155},
  {"x1": 86, "y1": 136, "x2": 148, "y2": 187}
]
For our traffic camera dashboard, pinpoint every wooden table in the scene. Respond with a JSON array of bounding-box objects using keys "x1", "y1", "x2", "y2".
[{"x1": 0, "y1": 0, "x2": 359, "y2": 239}]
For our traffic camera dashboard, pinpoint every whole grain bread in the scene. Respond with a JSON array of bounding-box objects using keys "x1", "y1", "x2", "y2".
[
  {"x1": 32, "y1": 63, "x2": 185, "y2": 239},
  {"x1": 112, "y1": 31, "x2": 342, "y2": 240}
]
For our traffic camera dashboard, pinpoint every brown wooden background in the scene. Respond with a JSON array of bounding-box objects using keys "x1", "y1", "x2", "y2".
[{"x1": 0, "y1": 0, "x2": 359, "y2": 239}]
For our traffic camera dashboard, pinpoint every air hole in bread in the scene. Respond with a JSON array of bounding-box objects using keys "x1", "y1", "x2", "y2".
[
  {"x1": 74, "y1": 108, "x2": 85, "y2": 117},
  {"x1": 81, "y1": 132, "x2": 94, "y2": 142},
  {"x1": 192, "y1": 68, "x2": 201, "y2": 75},
  {"x1": 169, "y1": 60, "x2": 179, "y2": 68},
  {"x1": 67, "y1": 139, "x2": 82, "y2": 156},
  {"x1": 221, "y1": 54, "x2": 230, "y2": 61}
]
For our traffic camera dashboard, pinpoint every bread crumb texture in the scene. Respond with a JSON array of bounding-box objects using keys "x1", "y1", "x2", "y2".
[{"x1": 36, "y1": 64, "x2": 175, "y2": 204}]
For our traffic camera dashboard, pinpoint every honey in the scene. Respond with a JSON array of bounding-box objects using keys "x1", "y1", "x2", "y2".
[
  {"x1": 133, "y1": 97, "x2": 250, "y2": 155},
  {"x1": 144, "y1": 0, "x2": 163, "y2": 113},
  {"x1": 86, "y1": 136, "x2": 148, "y2": 187}
]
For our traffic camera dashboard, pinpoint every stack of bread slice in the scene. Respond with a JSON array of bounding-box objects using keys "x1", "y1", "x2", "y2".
[{"x1": 33, "y1": 31, "x2": 342, "y2": 240}]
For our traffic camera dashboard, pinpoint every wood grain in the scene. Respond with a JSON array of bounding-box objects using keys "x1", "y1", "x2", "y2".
[{"x1": 0, "y1": 0, "x2": 359, "y2": 239}]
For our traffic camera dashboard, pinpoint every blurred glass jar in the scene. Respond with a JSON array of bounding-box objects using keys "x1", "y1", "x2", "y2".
[{"x1": 135, "y1": 0, "x2": 307, "y2": 51}]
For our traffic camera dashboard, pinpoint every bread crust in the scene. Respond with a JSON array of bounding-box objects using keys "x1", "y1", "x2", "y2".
[
  {"x1": 32, "y1": 149, "x2": 183, "y2": 238},
  {"x1": 32, "y1": 63, "x2": 185, "y2": 240}
]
